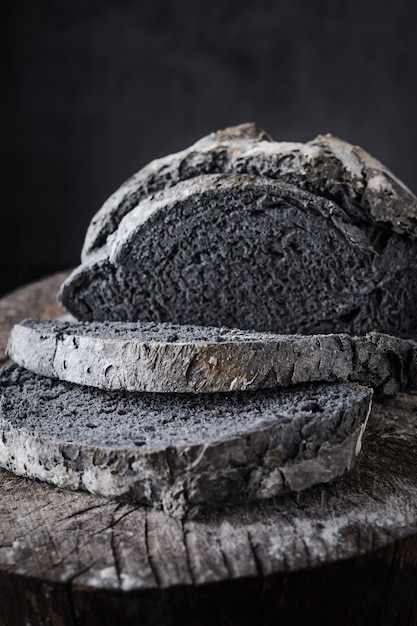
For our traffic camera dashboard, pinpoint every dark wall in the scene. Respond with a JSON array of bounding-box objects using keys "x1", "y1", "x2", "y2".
[{"x1": 2, "y1": 0, "x2": 417, "y2": 295}]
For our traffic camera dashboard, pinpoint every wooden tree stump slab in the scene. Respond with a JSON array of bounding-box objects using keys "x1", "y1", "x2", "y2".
[{"x1": 0, "y1": 273, "x2": 417, "y2": 626}]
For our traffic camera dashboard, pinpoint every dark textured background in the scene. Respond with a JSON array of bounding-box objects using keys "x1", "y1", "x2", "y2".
[{"x1": 2, "y1": 0, "x2": 416, "y2": 296}]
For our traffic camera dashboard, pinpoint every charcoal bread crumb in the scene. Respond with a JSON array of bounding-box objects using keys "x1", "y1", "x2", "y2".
[
  {"x1": 82, "y1": 124, "x2": 417, "y2": 260},
  {"x1": 59, "y1": 174, "x2": 417, "y2": 338},
  {"x1": 7, "y1": 319, "x2": 417, "y2": 397},
  {"x1": 0, "y1": 364, "x2": 372, "y2": 518}
]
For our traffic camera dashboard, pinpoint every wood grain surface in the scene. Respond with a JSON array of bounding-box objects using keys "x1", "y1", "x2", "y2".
[{"x1": 0, "y1": 273, "x2": 416, "y2": 625}]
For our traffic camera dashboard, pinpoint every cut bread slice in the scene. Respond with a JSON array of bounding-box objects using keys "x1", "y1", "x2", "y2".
[
  {"x1": 7, "y1": 319, "x2": 417, "y2": 397},
  {"x1": 0, "y1": 364, "x2": 372, "y2": 518},
  {"x1": 59, "y1": 174, "x2": 417, "y2": 337},
  {"x1": 82, "y1": 123, "x2": 417, "y2": 260}
]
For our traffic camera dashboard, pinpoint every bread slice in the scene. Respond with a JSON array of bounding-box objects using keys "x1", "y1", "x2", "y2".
[
  {"x1": 7, "y1": 319, "x2": 417, "y2": 397},
  {"x1": 59, "y1": 174, "x2": 417, "y2": 337},
  {"x1": 82, "y1": 123, "x2": 417, "y2": 260},
  {"x1": 0, "y1": 364, "x2": 372, "y2": 518}
]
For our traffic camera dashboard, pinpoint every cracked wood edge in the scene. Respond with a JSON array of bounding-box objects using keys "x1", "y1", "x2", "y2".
[{"x1": 0, "y1": 275, "x2": 417, "y2": 594}]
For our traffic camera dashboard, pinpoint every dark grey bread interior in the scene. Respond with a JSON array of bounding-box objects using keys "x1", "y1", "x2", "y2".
[
  {"x1": 82, "y1": 123, "x2": 417, "y2": 260},
  {"x1": 0, "y1": 364, "x2": 372, "y2": 518},
  {"x1": 59, "y1": 174, "x2": 417, "y2": 337},
  {"x1": 8, "y1": 319, "x2": 417, "y2": 396}
]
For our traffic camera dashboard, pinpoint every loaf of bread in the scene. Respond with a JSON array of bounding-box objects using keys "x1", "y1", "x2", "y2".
[{"x1": 5, "y1": 123, "x2": 414, "y2": 517}]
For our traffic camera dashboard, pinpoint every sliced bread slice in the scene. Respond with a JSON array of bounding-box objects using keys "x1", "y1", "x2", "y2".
[
  {"x1": 0, "y1": 364, "x2": 372, "y2": 518},
  {"x1": 7, "y1": 319, "x2": 417, "y2": 397}
]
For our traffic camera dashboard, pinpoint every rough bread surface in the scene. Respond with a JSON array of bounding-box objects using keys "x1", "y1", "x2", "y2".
[
  {"x1": 8, "y1": 319, "x2": 417, "y2": 397},
  {"x1": 0, "y1": 364, "x2": 372, "y2": 518},
  {"x1": 82, "y1": 123, "x2": 417, "y2": 260},
  {"x1": 60, "y1": 174, "x2": 417, "y2": 337}
]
